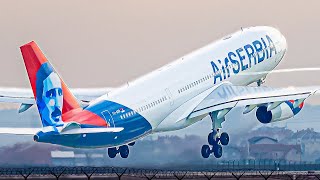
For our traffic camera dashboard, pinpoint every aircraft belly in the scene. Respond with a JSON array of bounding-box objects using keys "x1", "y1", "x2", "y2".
[{"x1": 40, "y1": 127, "x2": 151, "y2": 148}]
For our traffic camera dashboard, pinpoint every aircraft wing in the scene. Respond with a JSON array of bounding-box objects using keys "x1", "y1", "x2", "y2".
[
  {"x1": 0, "y1": 87, "x2": 114, "y2": 105},
  {"x1": 188, "y1": 82, "x2": 320, "y2": 119}
]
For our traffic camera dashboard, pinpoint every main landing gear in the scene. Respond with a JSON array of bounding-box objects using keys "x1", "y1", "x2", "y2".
[
  {"x1": 107, "y1": 142, "x2": 135, "y2": 158},
  {"x1": 201, "y1": 129, "x2": 229, "y2": 158},
  {"x1": 201, "y1": 111, "x2": 230, "y2": 158}
]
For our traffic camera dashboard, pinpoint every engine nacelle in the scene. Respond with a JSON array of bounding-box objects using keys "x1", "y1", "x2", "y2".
[{"x1": 256, "y1": 100, "x2": 304, "y2": 124}]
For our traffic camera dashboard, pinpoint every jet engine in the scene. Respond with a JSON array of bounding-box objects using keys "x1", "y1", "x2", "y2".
[{"x1": 256, "y1": 100, "x2": 304, "y2": 124}]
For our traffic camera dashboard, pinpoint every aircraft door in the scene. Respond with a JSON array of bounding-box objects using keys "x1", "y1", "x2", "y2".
[
  {"x1": 165, "y1": 88, "x2": 174, "y2": 106},
  {"x1": 101, "y1": 110, "x2": 115, "y2": 127}
]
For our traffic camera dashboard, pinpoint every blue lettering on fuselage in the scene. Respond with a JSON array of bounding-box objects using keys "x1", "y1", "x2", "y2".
[
  {"x1": 228, "y1": 52, "x2": 240, "y2": 74},
  {"x1": 211, "y1": 61, "x2": 222, "y2": 84},
  {"x1": 252, "y1": 40, "x2": 265, "y2": 63},
  {"x1": 236, "y1": 47, "x2": 247, "y2": 71},
  {"x1": 243, "y1": 44, "x2": 255, "y2": 68},
  {"x1": 210, "y1": 35, "x2": 277, "y2": 84}
]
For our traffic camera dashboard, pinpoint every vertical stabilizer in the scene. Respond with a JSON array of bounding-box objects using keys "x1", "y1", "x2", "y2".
[{"x1": 20, "y1": 41, "x2": 81, "y2": 127}]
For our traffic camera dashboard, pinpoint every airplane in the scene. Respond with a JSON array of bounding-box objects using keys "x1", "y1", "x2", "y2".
[{"x1": 0, "y1": 26, "x2": 318, "y2": 159}]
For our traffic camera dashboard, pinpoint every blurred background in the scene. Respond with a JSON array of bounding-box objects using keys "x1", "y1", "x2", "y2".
[{"x1": 0, "y1": 0, "x2": 319, "y2": 168}]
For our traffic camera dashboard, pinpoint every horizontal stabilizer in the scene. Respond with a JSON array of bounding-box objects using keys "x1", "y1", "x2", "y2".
[
  {"x1": 60, "y1": 127, "x2": 124, "y2": 134},
  {"x1": 0, "y1": 127, "x2": 124, "y2": 135},
  {"x1": 0, "y1": 128, "x2": 42, "y2": 135}
]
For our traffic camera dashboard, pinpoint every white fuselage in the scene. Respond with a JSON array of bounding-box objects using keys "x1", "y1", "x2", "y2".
[{"x1": 90, "y1": 26, "x2": 287, "y2": 133}]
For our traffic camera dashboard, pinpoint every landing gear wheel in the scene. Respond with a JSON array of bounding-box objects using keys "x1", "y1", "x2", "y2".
[
  {"x1": 201, "y1": 145, "x2": 211, "y2": 158},
  {"x1": 208, "y1": 132, "x2": 217, "y2": 146},
  {"x1": 220, "y1": 132, "x2": 229, "y2": 146},
  {"x1": 213, "y1": 145, "x2": 222, "y2": 158},
  {"x1": 108, "y1": 147, "x2": 117, "y2": 158},
  {"x1": 119, "y1": 145, "x2": 129, "y2": 158}
]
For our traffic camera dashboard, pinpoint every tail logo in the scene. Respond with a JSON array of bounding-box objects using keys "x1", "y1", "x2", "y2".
[{"x1": 36, "y1": 62, "x2": 63, "y2": 127}]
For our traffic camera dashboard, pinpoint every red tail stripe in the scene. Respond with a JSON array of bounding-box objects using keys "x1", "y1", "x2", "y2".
[{"x1": 20, "y1": 41, "x2": 47, "y2": 96}]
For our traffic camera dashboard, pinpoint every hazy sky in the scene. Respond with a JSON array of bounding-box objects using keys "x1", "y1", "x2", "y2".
[{"x1": 0, "y1": 1, "x2": 319, "y2": 89}]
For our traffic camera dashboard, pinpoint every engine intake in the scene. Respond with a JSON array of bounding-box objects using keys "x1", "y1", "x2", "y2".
[{"x1": 256, "y1": 100, "x2": 304, "y2": 124}]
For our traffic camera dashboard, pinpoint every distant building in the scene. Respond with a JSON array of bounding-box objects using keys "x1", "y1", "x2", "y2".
[
  {"x1": 51, "y1": 151, "x2": 75, "y2": 166},
  {"x1": 51, "y1": 150, "x2": 107, "y2": 166},
  {"x1": 223, "y1": 146, "x2": 248, "y2": 160},
  {"x1": 285, "y1": 128, "x2": 320, "y2": 161},
  {"x1": 248, "y1": 127, "x2": 294, "y2": 143},
  {"x1": 248, "y1": 136, "x2": 301, "y2": 161}
]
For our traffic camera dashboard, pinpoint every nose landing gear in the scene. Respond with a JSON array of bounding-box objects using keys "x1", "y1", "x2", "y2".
[{"x1": 257, "y1": 77, "x2": 266, "y2": 86}]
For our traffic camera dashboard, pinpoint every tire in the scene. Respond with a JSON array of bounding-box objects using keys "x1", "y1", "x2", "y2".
[
  {"x1": 128, "y1": 142, "x2": 135, "y2": 146},
  {"x1": 220, "y1": 132, "x2": 229, "y2": 146},
  {"x1": 201, "y1": 145, "x2": 211, "y2": 158},
  {"x1": 208, "y1": 132, "x2": 216, "y2": 146},
  {"x1": 213, "y1": 145, "x2": 222, "y2": 158},
  {"x1": 108, "y1": 147, "x2": 117, "y2": 158},
  {"x1": 119, "y1": 145, "x2": 129, "y2": 158}
]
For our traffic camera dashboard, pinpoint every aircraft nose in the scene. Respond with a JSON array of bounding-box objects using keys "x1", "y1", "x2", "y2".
[
  {"x1": 280, "y1": 33, "x2": 287, "y2": 52},
  {"x1": 265, "y1": 26, "x2": 287, "y2": 52}
]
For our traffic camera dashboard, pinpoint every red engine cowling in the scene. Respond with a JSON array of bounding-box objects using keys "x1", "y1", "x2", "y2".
[{"x1": 256, "y1": 100, "x2": 304, "y2": 124}]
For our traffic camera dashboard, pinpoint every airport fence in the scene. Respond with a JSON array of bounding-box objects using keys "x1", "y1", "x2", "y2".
[{"x1": 1, "y1": 160, "x2": 320, "y2": 179}]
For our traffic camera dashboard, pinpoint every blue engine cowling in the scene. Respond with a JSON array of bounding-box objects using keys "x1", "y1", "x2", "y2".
[{"x1": 256, "y1": 100, "x2": 304, "y2": 124}]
